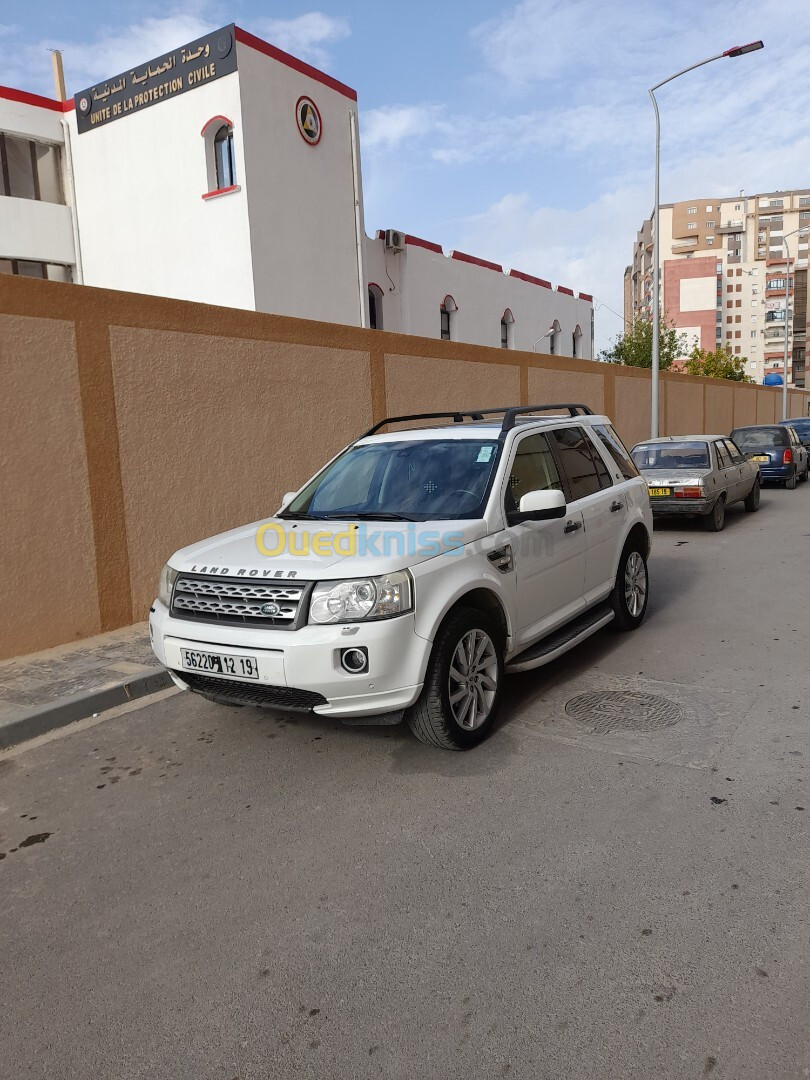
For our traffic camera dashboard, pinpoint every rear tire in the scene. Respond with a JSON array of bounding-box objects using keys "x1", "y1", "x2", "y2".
[
  {"x1": 407, "y1": 607, "x2": 503, "y2": 750},
  {"x1": 704, "y1": 495, "x2": 726, "y2": 531},
  {"x1": 744, "y1": 479, "x2": 761, "y2": 512},
  {"x1": 609, "y1": 543, "x2": 648, "y2": 631},
  {"x1": 786, "y1": 472, "x2": 797, "y2": 490}
]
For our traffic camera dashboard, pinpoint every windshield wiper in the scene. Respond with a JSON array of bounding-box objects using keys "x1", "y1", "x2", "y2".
[
  {"x1": 317, "y1": 511, "x2": 417, "y2": 522},
  {"x1": 277, "y1": 511, "x2": 322, "y2": 520}
]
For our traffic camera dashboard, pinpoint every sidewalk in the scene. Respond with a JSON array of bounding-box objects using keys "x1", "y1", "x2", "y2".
[{"x1": 0, "y1": 624, "x2": 173, "y2": 749}]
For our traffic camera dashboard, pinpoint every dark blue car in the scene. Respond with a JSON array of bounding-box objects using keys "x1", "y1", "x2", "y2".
[
  {"x1": 731, "y1": 424, "x2": 809, "y2": 489},
  {"x1": 780, "y1": 417, "x2": 810, "y2": 452}
]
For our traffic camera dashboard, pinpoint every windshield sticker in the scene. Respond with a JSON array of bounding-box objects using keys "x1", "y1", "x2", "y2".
[{"x1": 477, "y1": 446, "x2": 494, "y2": 463}]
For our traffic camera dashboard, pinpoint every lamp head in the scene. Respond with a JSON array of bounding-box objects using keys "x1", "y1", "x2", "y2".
[{"x1": 724, "y1": 41, "x2": 764, "y2": 57}]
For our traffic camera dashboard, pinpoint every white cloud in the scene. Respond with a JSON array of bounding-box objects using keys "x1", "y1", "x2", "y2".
[
  {"x1": 252, "y1": 13, "x2": 350, "y2": 68},
  {"x1": 361, "y1": 104, "x2": 442, "y2": 151},
  {"x1": 0, "y1": 8, "x2": 350, "y2": 98}
]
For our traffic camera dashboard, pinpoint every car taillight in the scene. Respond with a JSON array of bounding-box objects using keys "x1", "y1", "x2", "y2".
[
  {"x1": 674, "y1": 486, "x2": 703, "y2": 499},
  {"x1": 783, "y1": 449, "x2": 792, "y2": 465}
]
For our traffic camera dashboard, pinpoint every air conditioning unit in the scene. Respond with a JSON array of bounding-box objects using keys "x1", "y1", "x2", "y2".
[{"x1": 385, "y1": 229, "x2": 406, "y2": 252}]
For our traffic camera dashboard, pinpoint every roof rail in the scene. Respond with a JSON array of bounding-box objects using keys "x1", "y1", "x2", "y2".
[
  {"x1": 495, "y1": 403, "x2": 594, "y2": 431},
  {"x1": 360, "y1": 403, "x2": 594, "y2": 439},
  {"x1": 361, "y1": 410, "x2": 485, "y2": 438}
]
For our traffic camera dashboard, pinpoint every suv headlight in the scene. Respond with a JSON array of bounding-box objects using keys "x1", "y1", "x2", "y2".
[
  {"x1": 158, "y1": 564, "x2": 178, "y2": 607},
  {"x1": 309, "y1": 570, "x2": 413, "y2": 625}
]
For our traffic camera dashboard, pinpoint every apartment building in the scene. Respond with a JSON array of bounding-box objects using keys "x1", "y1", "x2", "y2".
[{"x1": 625, "y1": 190, "x2": 810, "y2": 387}]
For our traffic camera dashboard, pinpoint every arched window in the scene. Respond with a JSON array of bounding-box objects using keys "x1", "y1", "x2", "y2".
[
  {"x1": 440, "y1": 295, "x2": 458, "y2": 341},
  {"x1": 549, "y1": 319, "x2": 561, "y2": 355},
  {"x1": 368, "y1": 283, "x2": 384, "y2": 330},
  {"x1": 214, "y1": 125, "x2": 235, "y2": 189},
  {"x1": 201, "y1": 116, "x2": 238, "y2": 198},
  {"x1": 501, "y1": 308, "x2": 514, "y2": 349},
  {"x1": 573, "y1": 324, "x2": 583, "y2": 358}
]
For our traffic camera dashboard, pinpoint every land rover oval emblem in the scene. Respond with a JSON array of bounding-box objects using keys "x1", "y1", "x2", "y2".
[{"x1": 260, "y1": 602, "x2": 281, "y2": 616}]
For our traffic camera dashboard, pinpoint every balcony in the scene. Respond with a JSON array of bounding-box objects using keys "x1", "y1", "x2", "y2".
[
  {"x1": 716, "y1": 220, "x2": 744, "y2": 232},
  {"x1": 671, "y1": 237, "x2": 699, "y2": 252}
]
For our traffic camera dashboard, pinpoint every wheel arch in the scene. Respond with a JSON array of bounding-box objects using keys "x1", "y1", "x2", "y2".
[
  {"x1": 624, "y1": 521, "x2": 651, "y2": 559},
  {"x1": 436, "y1": 587, "x2": 511, "y2": 651}
]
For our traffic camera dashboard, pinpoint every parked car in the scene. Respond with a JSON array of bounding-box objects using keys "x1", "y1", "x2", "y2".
[
  {"x1": 780, "y1": 417, "x2": 810, "y2": 452},
  {"x1": 630, "y1": 435, "x2": 760, "y2": 532},
  {"x1": 730, "y1": 424, "x2": 809, "y2": 489},
  {"x1": 150, "y1": 404, "x2": 652, "y2": 750}
]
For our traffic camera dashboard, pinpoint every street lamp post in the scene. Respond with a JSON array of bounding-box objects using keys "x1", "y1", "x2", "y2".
[
  {"x1": 649, "y1": 41, "x2": 763, "y2": 438},
  {"x1": 780, "y1": 227, "x2": 809, "y2": 417},
  {"x1": 533, "y1": 327, "x2": 555, "y2": 352}
]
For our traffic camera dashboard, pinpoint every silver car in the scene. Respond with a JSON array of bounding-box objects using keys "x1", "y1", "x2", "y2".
[{"x1": 630, "y1": 435, "x2": 760, "y2": 532}]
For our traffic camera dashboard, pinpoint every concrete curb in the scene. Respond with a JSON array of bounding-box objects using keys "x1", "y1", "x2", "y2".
[{"x1": 0, "y1": 667, "x2": 174, "y2": 750}]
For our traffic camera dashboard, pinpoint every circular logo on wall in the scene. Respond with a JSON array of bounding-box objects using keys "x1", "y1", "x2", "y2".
[
  {"x1": 296, "y1": 96, "x2": 322, "y2": 146},
  {"x1": 216, "y1": 30, "x2": 233, "y2": 58},
  {"x1": 78, "y1": 95, "x2": 92, "y2": 115}
]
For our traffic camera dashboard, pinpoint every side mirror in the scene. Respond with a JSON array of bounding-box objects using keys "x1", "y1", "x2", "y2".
[
  {"x1": 278, "y1": 491, "x2": 298, "y2": 512},
  {"x1": 509, "y1": 488, "x2": 567, "y2": 524}
]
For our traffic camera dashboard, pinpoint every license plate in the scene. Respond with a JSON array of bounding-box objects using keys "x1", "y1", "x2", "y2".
[
  {"x1": 180, "y1": 649, "x2": 259, "y2": 680},
  {"x1": 649, "y1": 487, "x2": 671, "y2": 497},
  {"x1": 751, "y1": 455, "x2": 769, "y2": 462}
]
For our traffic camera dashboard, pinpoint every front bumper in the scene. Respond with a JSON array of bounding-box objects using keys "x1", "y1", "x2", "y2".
[{"x1": 149, "y1": 601, "x2": 429, "y2": 718}]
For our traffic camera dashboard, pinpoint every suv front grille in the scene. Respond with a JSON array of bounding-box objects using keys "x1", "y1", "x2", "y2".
[
  {"x1": 171, "y1": 574, "x2": 312, "y2": 629},
  {"x1": 175, "y1": 671, "x2": 327, "y2": 711}
]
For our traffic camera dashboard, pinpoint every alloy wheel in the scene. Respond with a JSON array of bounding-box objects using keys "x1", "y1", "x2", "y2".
[
  {"x1": 624, "y1": 551, "x2": 647, "y2": 618},
  {"x1": 448, "y1": 629, "x2": 498, "y2": 730}
]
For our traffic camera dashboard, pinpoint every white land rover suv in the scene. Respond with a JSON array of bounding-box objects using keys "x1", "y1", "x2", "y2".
[{"x1": 150, "y1": 405, "x2": 652, "y2": 749}]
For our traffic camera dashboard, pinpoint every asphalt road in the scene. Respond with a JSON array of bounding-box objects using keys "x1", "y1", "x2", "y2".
[{"x1": 2, "y1": 483, "x2": 809, "y2": 1080}]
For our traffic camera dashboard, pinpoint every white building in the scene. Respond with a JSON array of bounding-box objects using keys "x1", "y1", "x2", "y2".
[{"x1": 0, "y1": 23, "x2": 593, "y2": 357}]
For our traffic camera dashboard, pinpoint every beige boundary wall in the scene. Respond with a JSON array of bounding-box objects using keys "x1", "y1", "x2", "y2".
[{"x1": 2, "y1": 275, "x2": 809, "y2": 660}]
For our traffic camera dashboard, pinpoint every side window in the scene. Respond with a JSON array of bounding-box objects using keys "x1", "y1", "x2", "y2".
[
  {"x1": 715, "y1": 441, "x2": 731, "y2": 469},
  {"x1": 552, "y1": 426, "x2": 606, "y2": 500},
  {"x1": 593, "y1": 424, "x2": 638, "y2": 480},
  {"x1": 723, "y1": 438, "x2": 743, "y2": 464},
  {"x1": 505, "y1": 433, "x2": 562, "y2": 512}
]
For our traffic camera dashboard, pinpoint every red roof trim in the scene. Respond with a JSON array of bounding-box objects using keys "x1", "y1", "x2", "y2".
[
  {"x1": 234, "y1": 26, "x2": 357, "y2": 101},
  {"x1": 578, "y1": 292, "x2": 593, "y2": 302},
  {"x1": 556, "y1": 286, "x2": 574, "y2": 296},
  {"x1": 451, "y1": 250, "x2": 503, "y2": 273},
  {"x1": 508, "y1": 269, "x2": 551, "y2": 289},
  {"x1": 404, "y1": 234, "x2": 443, "y2": 254},
  {"x1": 0, "y1": 84, "x2": 73, "y2": 113}
]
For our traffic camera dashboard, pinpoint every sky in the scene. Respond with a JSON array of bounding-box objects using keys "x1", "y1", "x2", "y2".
[{"x1": 2, "y1": 0, "x2": 809, "y2": 352}]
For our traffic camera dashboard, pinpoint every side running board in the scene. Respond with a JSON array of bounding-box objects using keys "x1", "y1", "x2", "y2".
[{"x1": 505, "y1": 604, "x2": 614, "y2": 673}]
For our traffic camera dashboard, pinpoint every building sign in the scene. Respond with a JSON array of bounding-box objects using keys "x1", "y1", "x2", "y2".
[
  {"x1": 74, "y1": 25, "x2": 238, "y2": 134},
  {"x1": 295, "y1": 96, "x2": 322, "y2": 145}
]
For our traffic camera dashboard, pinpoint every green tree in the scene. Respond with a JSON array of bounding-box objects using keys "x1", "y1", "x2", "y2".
[
  {"x1": 683, "y1": 344, "x2": 753, "y2": 382},
  {"x1": 599, "y1": 316, "x2": 686, "y2": 370}
]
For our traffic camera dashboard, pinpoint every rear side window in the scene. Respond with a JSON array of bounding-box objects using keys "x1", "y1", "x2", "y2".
[
  {"x1": 552, "y1": 426, "x2": 609, "y2": 500},
  {"x1": 714, "y1": 441, "x2": 731, "y2": 468},
  {"x1": 723, "y1": 439, "x2": 744, "y2": 464},
  {"x1": 593, "y1": 424, "x2": 638, "y2": 480}
]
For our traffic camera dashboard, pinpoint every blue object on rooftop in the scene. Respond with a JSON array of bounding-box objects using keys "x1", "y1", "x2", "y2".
[{"x1": 763, "y1": 373, "x2": 784, "y2": 386}]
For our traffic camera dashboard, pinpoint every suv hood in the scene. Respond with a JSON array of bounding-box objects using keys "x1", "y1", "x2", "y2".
[{"x1": 170, "y1": 516, "x2": 490, "y2": 579}]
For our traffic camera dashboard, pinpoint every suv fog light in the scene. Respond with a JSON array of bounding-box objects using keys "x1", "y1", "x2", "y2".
[{"x1": 341, "y1": 647, "x2": 369, "y2": 674}]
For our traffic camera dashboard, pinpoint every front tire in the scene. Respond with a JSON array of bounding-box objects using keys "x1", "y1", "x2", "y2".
[
  {"x1": 744, "y1": 478, "x2": 761, "y2": 512},
  {"x1": 800, "y1": 465, "x2": 809, "y2": 483},
  {"x1": 407, "y1": 608, "x2": 503, "y2": 750},
  {"x1": 704, "y1": 495, "x2": 726, "y2": 531},
  {"x1": 610, "y1": 543, "x2": 649, "y2": 631}
]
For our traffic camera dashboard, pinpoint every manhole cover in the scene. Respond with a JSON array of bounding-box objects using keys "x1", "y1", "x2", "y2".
[{"x1": 565, "y1": 691, "x2": 682, "y2": 734}]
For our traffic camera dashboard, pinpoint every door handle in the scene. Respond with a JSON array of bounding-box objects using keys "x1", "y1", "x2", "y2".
[
  {"x1": 610, "y1": 501, "x2": 622, "y2": 512},
  {"x1": 563, "y1": 521, "x2": 582, "y2": 534}
]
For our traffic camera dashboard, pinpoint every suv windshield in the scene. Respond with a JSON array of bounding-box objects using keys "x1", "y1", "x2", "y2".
[
  {"x1": 283, "y1": 438, "x2": 502, "y2": 521},
  {"x1": 631, "y1": 442, "x2": 710, "y2": 470},
  {"x1": 731, "y1": 427, "x2": 788, "y2": 448}
]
